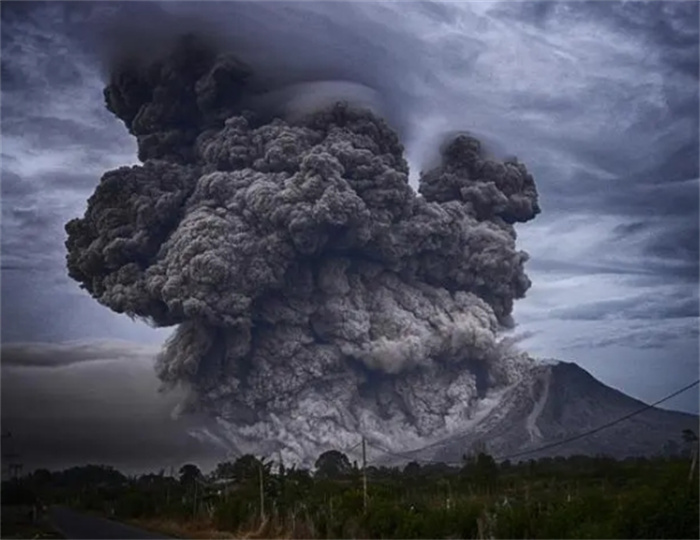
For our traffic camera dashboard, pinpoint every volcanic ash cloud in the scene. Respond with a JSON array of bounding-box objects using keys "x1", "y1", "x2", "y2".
[{"x1": 65, "y1": 36, "x2": 541, "y2": 461}]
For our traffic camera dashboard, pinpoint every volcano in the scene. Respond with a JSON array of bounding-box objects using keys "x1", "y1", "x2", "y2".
[{"x1": 370, "y1": 361, "x2": 698, "y2": 465}]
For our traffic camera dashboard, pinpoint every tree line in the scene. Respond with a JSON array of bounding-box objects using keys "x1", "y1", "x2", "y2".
[{"x1": 3, "y1": 441, "x2": 698, "y2": 539}]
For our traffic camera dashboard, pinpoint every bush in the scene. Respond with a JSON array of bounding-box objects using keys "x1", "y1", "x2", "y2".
[
  {"x1": 214, "y1": 492, "x2": 258, "y2": 532},
  {"x1": 114, "y1": 490, "x2": 156, "y2": 519},
  {"x1": 1, "y1": 482, "x2": 36, "y2": 506}
]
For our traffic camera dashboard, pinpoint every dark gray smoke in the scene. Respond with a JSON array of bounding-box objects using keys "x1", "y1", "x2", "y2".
[{"x1": 65, "y1": 36, "x2": 540, "y2": 462}]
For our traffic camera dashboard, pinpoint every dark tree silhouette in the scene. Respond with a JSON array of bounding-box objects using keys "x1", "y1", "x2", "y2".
[
  {"x1": 213, "y1": 461, "x2": 237, "y2": 479},
  {"x1": 178, "y1": 464, "x2": 202, "y2": 486},
  {"x1": 315, "y1": 450, "x2": 352, "y2": 479},
  {"x1": 404, "y1": 461, "x2": 421, "y2": 476},
  {"x1": 231, "y1": 455, "x2": 270, "y2": 484}
]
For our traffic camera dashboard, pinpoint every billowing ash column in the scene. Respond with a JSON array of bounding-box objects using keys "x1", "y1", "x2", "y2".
[{"x1": 66, "y1": 36, "x2": 540, "y2": 462}]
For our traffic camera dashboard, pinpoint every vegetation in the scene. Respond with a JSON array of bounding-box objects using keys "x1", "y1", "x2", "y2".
[
  {"x1": 2, "y1": 447, "x2": 698, "y2": 539},
  {"x1": 0, "y1": 482, "x2": 62, "y2": 539}
]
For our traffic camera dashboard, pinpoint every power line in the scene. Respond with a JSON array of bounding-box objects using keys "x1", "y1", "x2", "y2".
[
  {"x1": 364, "y1": 439, "x2": 464, "y2": 467},
  {"x1": 365, "y1": 440, "x2": 438, "y2": 465},
  {"x1": 362, "y1": 436, "x2": 368, "y2": 513},
  {"x1": 363, "y1": 379, "x2": 700, "y2": 466},
  {"x1": 496, "y1": 378, "x2": 700, "y2": 461},
  {"x1": 184, "y1": 379, "x2": 698, "y2": 472},
  {"x1": 345, "y1": 440, "x2": 363, "y2": 454}
]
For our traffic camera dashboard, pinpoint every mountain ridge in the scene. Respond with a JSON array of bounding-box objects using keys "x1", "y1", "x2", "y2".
[{"x1": 374, "y1": 361, "x2": 698, "y2": 465}]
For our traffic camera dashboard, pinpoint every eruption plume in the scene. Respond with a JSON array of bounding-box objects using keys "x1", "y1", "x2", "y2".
[{"x1": 65, "y1": 35, "x2": 540, "y2": 462}]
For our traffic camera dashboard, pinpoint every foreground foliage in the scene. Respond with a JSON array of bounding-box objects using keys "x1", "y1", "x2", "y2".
[
  {"x1": 0, "y1": 504, "x2": 62, "y2": 539},
  {"x1": 3, "y1": 453, "x2": 698, "y2": 539}
]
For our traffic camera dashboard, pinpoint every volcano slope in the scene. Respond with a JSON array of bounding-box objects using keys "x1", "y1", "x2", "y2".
[{"x1": 382, "y1": 361, "x2": 698, "y2": 465}]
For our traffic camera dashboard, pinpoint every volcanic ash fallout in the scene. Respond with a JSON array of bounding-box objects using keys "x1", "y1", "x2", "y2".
[{"x1": 65, "y1": 36, "x2": 540, "y2": 460}]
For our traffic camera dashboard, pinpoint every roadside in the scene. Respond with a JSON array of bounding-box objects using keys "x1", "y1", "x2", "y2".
[
  {"x1": 2, "y1": 504, "x2": 64, "y2": 539},
  {"x1": 126, "y1": 517, "x2": 238, "y2": 539},
  {"x1": 48, "y1": 506, "x2": 171, "y2": 539}
]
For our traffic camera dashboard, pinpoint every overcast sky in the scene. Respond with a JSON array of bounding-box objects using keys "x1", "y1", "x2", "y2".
[{"x1": 1, "y1": 1, "x2": 698, "y2": 472}]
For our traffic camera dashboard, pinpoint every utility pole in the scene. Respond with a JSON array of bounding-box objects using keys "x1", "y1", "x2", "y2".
[
  {"x1": 278, "y1": 450, "x2": 285, "y2": 476},
  {"x1": 165, "y1": 468, "x2": 171, "y2": 507},
  {"x1": 192, "y1": 478, "x2": 198, "y2": 518},
  {"x1": 362, "y1": 436, "x2": 368, "y2": 514},
  {"x1": 9, "y1": 462, "x2": 23, "y2": 480},
  {"x1": 2, "y1": 432, "x2": 21, "y2": 482},
  {"x1": 259, "y1": 461, "x2": 265, "y2": 522},
  {"x1": 683, "y1": 429, "x2": 699, "y2": 484},
  {"x1": 689, "y1": 441, "x2": 698, "y2": 483},
  {"x1": 277, "y1": 450, "x2": 285, "y2": 514},
  {"x1": 166, "y1": 465, "x2": 175, "y2": 508},
  {"x1": 2, "y1": 432, "x2": 12, "y2": 480}
]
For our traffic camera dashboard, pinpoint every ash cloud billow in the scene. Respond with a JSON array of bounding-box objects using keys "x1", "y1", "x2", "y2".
[{"x1": 65, "y1": 35, "x2": 540, "y2": 462}]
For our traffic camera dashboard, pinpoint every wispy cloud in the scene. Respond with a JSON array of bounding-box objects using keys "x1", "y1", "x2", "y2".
[{"x1": 1, "y1": 340, "x2": 160, "y2": 368}]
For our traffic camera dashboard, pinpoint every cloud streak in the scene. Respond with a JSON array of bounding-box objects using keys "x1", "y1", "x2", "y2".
[{"x1": 1, "y1": 340, "x2": 160, "y2": 368}]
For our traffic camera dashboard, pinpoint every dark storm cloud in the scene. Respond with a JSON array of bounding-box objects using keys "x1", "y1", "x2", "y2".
[
  {"x1": 1, "y1": 270, "x2": 172, "y2": 343},
  {"x1": 526, "y1": 257, "x2": 685, "y2": 280},
  {"x1": 2, "y1": 340, "x2": 160, "y2": 368},
  {"x1": 3, "y1": 115, "x2": 131, "y2": 154},
  {"x1": 644, "y1": 224, "x2": 699, "y2": 265},
  {"x1": 62, "y1": 26, "x2": 541, "y2": 462},
  {"x1": 500, "y1": 1, "x2": 699, "y2": 51},
  {"x1": 611, "y1": 216, "x2": 699, "y2": 282},
  {"x1": 491, "y1": 0, "x2": 699, "y2": 293},
  {"x1": 1, "y1": 1, "x2": 136, "y2": 286},
  {"x1": 2, "y1": 341, "x2": 225, "y2": 472},
  {"x1": 530, "y1": 121, "x2": 698, "y2": 225},
  {"x1": 613, "y1": 176, "x2": 699, "y2": 220},
  {"x1": 0, "y1": 171, "x2": 33, "y2": 197},
  {"x1": 1, "y1": 206, "x2": 64, "y2": 270},
  {"x1": 546, "y1": 294, "x2": 699, "y2": 322},
  {"x1": 66, "y1": 1, "x2": 426, "y2": 136},
  {"x1": 38, "y1": 171, "x2": 115, "y2": 193},
  {"x1": 572, "y1": 324, "x2": 699, "y2": 351},
  {"x1": 3, "y1": 0, "x2": 696, "y2": 307},
  {"x1": 1, "y1": 0, "x2": 698, "y2": 467}
]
